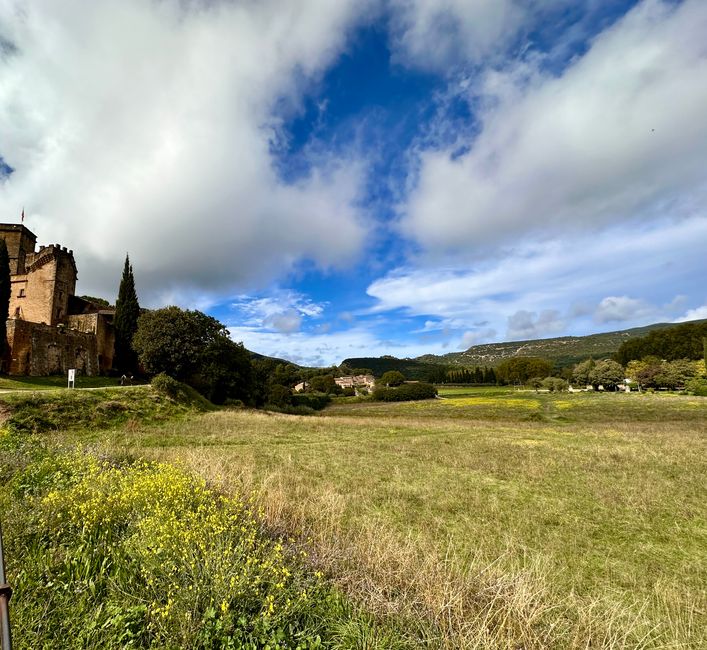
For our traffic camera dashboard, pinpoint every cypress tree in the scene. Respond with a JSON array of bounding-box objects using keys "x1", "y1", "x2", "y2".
[
  {"x1": 113, "y1": 254, "x2": 141, "y2": 373},
  {"x1": 0, "y1": 239, "x2": 9, "y2": 362}
]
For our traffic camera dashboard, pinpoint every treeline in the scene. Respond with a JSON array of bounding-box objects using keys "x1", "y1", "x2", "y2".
[
  {"x1": 615, "y1": 321, "x2": 707, "y2": 364},
  {"x1": 442, "y1": 366, "x2": 497, "y2": 384},
  {"x1": 342, "y1": 356, "x2": 445, "y2": 381}
]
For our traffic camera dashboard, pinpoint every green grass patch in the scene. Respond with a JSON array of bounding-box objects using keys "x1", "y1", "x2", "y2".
[
  {"x1": 96, "y1": 391, "x2": 707, "y2": 648},
  {"x1": 0, "y1": 385, "x2": 213, "y2": 435},
  {"x1": 1, "y1": 447, "x2": 411, "y2": 649},
  {"x1": 0, "y1": 375, "x2": 128, "y2": 391}
]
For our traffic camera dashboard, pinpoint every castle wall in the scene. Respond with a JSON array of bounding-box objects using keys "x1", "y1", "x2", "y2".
[
  {"x1": 66, "y1": 313, "x2": 115, "y2": 373},
  {"x1": 5, "y1": 319, "x2": 98, "y2": 376},
  {"x1": 0, "y1": 223, "x2": 111, "y2": 376}
]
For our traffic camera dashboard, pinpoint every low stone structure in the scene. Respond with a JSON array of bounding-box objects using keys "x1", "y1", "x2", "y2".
[{"x1": 1, "y1": 224, "x2": 115, "y2": 376}]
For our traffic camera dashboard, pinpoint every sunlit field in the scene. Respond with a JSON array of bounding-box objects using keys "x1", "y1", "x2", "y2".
[{"x1": 45, "y1": 386, "x2": 706, "y2": 649}]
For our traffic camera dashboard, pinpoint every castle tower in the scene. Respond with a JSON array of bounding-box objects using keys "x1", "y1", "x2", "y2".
[{"x1": 0, "y1": 224, "x2": 38, "y2": 274}]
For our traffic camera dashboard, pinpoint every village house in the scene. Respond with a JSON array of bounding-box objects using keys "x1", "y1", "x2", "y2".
[
  {"x1": 1, "y1": 224, "x2": 115, "y2": 376},
  {"x1": 334, "y1": 374, "x2": 376, "y2": 391}
]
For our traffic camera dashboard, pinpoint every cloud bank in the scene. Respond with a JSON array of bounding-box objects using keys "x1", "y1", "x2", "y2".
[
  {"x1": 0, "y1": 0, "x2": 370, "y2": 304},
  {"x1": 401, "y1": 0, "x2": 707, "y2": 254}
]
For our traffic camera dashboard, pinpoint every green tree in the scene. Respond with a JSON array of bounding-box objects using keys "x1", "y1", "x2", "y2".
[
  {"x1": 379, "y1": 370, "x2": 405, "y2": 386},
  {"x1": 132, "y1": 306, "x2": 254, "y2": 404},
  {"x1": 572, "y1": 358, "x2": 595, "y2": 386},
  {"x1": 542, "y1": 377, "x2": 568, "y2": 392},
  {"x1": 308, "y1": 374, "x2": 341, "y2": 394},
  {"x1": 0, "y1": 238, "x2": 9, "y2": 361},
  {"x1": 496, "y1": 357, "x2": 552, "y2": 384},
  {"x1": 113, "y1": 255, "x2": 141, "y2": 373},
  {"x1": 588, "y1": 359, "x2": 625, "y2": 390}
]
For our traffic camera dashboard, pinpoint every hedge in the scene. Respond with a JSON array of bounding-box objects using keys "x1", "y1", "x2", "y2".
[{"x1": 372, "y1": 382, "x2": 437, "y2": 402}]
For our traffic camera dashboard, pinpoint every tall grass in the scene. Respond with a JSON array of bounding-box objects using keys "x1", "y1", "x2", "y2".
[
  {"x1": 1, "y1": 444, "x2": 414, "y2": 649},
  {"x1": 96, "y1": 391, "x2": 707, "y2": 649}
]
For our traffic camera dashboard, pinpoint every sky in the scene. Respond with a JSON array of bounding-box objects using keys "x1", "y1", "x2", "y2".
[{"x1": 1, "y1": 0, "x2": 706, "y2": 366}]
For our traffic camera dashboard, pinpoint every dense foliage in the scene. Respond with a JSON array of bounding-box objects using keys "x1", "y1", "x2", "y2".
[
  {"x1": 444, "y1": 366, "x2": 497, "y2": 384},
  {"x1": 626, "y1": 358, "x2": 698, "y2": 390},
  {"x1": 0, "y1": 238, "x2": 9, "y2": 358},
  {"x1": 133, "y1": 307, "x2": 253, "y2": 404},
  {"x1": 379, "y1": 370, "x2": 405, "y2": 387},
  {"x1": 495, "y1": 357, "x2": 553, "y2": 384},
  {"x1": 588, "y1": 359, "x2": 625, "y2": 390},
  {"x1": 372, "y1": 382, "x2": 437, "y2": 402},
  {"x1": 615, "y1": 321, "x2": 707, "y2": 364},
  {"x1": 113, "y1": 255, "x2": 141, "y2": 373},
  {"x1": 342, "y1": 356, "x2": 448, "y2": 381}
]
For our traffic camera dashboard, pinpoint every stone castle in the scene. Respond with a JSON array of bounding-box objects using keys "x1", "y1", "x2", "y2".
[{"x1": 0, "y1": 224, "x2": 115, "y2": 376}]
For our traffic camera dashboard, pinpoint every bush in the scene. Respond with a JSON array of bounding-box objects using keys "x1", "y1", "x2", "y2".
[
  {"x1": 372, "y1": 382, "x2": 437, "y2": 402},
  {"x1": 290, "y1": 392, "x2": 331, "y2": 411},
  {"x1": 379, "y1": 370, "x2": 405, "y2": 387},
  {"x1": 151, "y1": 373, "x2": 213, "y2": 409},
  {"x1": 541, "y1": 377, "x2": 568, "y2": 392},
  {"x1": 685, "y1": 377, "x2": 707, "y2": 396},
  {"x1": 267, "y1": 384, "x2": 293, "y2": 407}
]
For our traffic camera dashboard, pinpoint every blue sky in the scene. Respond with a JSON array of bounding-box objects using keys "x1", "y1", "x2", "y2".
[{"x1": 1, "y1": 0, "x2": 706, "y2": 366}]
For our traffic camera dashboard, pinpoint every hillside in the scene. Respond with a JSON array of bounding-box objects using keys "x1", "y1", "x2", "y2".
[
  {"x1": 417, "y1": 320, "x2": 701, "y2": 369},
  {"x1": 340, "y1": 355, "x2": 446, "y2": 380}
]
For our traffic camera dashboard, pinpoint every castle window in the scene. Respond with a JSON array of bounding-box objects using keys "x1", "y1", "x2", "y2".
[
  {"x1": 18, "y1": 288, "x2": 25, "y2": 297},
  {"x1": 14, "y1": 307, "x2": 20, "y2": 317}
]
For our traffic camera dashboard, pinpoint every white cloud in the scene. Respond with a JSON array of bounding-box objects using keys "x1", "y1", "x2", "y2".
[
  {"x1": 0, "y1": 0, "x2": 371, "y2": 305},
  {"x1": 593, "y1": 296, "x2": 651, "y2": 324},
  {"x1": 367, "y1": 216, "x2": 707, "y2": 340},
  {"x1": 675, "y1": 305, "x2": 707, "y2": 323},
  {"x1": 401, "y1": 0, "x2": 707, "y2": 253},
  {"x1": 268, "y1": 309, "x2": 303, "y2": 334},
  {"x1": 460, "y1": 328, "x2": 496, "y2": 349},
  {"x1": 232, "y1": 290, "x2": 325, "y2": 334},
  {"x1": 226, "y1": 325, "x2": 451, "y2": 367},
  {"x1": 388, "y1": 0, "x2": 528, "y2": 70},
  {"x1": 507, "y1": 309, "x2": 564, "y2": 339}
]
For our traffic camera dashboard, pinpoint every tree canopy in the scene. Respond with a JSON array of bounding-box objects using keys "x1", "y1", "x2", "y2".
[
  {"x1": 132, "y1": 306, "x2": 253, "y2": 404},
  {"x1": 615, "y1": 321, "x2": 707, "y2": 364},
  {"x1": 495, "y1": 357, "x2": 553, "y2": 384},
  {"x1": 113, "y1": 255, "x2": 141, "y2": 373},
  {"x1": 379, "y1": 370, "x2": 405, "y2": 387},
  {"x1": 588, "y1": 359, "x2": 625, "y2": 390}
]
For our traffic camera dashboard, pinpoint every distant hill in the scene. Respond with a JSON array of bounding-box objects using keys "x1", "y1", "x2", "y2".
[
  {"x1": 340, "y1": 356, "x2": 446, "y2": 381},
  {"x1": 417, "y1": 321, "x2": 702, "y2": 369}
]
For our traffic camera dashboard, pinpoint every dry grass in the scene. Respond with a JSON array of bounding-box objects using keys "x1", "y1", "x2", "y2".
[{"x1": 63, "y1": 390, "x2": 707, "y2": 648}]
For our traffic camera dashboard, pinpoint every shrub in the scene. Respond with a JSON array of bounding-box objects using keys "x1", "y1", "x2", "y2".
[
  {"x1": 378, "y1": 370, "x2": 405, "y2": 387},
  {"x1": 685, "y1": 377, "x2": 707, "y2": 396},
  {"x1": 290, "y1": 392, "x2": 331, "y2": 411},
  {"x1": 372, "y1": 382, "x2": 437, "y2": 402},
  {"x1": 541, "y1": 377, "x2": 568, "y2": 392},
  {"x1": 151, "y1": 373, "x2": 213, "y2": 409}
]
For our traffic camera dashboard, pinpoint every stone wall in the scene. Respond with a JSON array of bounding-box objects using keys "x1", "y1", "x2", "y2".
[
  {"x1": 5, "y1": 319, "x2": 99, "y2": 376},
  {"x1": 66, "y1": 313, "x2": 115, "y2": 373}
]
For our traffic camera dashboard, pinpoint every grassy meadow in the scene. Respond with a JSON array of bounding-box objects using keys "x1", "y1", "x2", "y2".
[{"x1": 1, "y1": 385, "x2": 706, "y2": 648}]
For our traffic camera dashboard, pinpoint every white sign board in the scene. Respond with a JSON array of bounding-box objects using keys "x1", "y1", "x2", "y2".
[{"x1": 68, "y1": 368, "x2": 76, "y2": 389}]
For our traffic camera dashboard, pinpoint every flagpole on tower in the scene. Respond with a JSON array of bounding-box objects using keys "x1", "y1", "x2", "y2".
[{"x1": 20, "y1": 208, "x2": 24, "y2": 224}]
